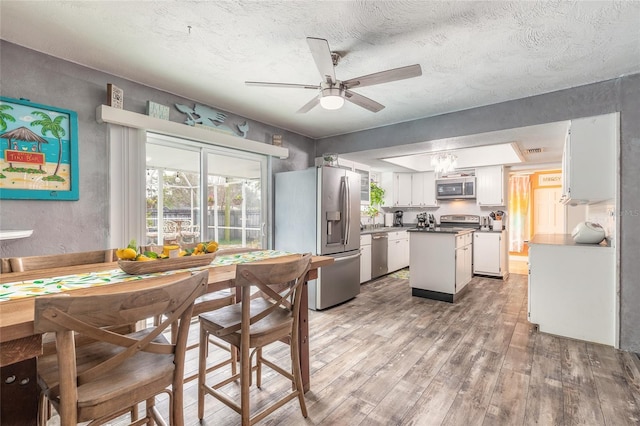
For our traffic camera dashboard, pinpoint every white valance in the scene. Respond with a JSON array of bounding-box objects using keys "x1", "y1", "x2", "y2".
[{"x1": 97, "y1": 105, "x2": 288, "y2": 159}]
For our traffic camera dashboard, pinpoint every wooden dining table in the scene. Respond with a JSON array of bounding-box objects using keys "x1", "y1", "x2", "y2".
[{"x1": 0, "y1": 251, "x2": 333, "y2": 426}]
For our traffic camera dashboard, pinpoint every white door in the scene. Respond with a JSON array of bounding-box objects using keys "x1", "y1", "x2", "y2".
[{"x1": 533, "y1": 187, "x2": 565, "y2": 234}]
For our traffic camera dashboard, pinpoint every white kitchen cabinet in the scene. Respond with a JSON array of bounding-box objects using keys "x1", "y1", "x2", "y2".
[
  {"x1": 528, "y1": 235, "x2": 615, "y2": 346},
  {"x1": 473, "y1": 231, "x2": 508, "y2": 278},
  {"x1": 410, "y1": 172, "x2": 438, "y2": 207},
  {"x1": 382, "y1": 172, "x2": 438, "y2": 208},
  {"x1": 455, "y1": 233, "x2": 473, "y2": 291},
  {"x1": 360, "y1": 234, "x2": 372, "y2": 283},
  {"x1": 476, "y1": 165, "x2": 505, "y2": 206},
  {"x1": 387, "y1": 230, "x2": 409, "y2": 272},
  {"x1": 381, "y1": 173, "x2": 412, "y2": 207},
  {"x1": 561, "y1": 112, "x2": 618, "y2": 205},
  {"x1": 409, "y1": 230, "x2": 473, "y2": 302}
]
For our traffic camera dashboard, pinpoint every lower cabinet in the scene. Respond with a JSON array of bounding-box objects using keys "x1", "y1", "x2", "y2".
[
  {"x1": 455, "y1": 233, "x2": 473, "y2": 291},
  {"x1": 473, "y1": 231, "x2": 508, "y2": 278},
  {"x1": 528, "y1": 241, "x2": 615, "y2": 346},
  {"x1": 387, "y1": 230, "x2": 409, "y2": 272},
  {"x1": 360, "y1": 234, "x2": 372, "y2": 283}
]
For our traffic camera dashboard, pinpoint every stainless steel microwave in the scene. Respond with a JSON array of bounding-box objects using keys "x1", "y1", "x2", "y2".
[{"x1": 436, "y1": 177, "x2": 476, "y2": 200}]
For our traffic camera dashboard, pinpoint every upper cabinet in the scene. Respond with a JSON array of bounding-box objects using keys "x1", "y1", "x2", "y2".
[
  {"x1": 561, "y1": 113, "x2": 618, "y2": 205},
  {"x1": 411, "y1": 172, "x2": 439, "y2": 207},
  {"x1": 381, "y1": 172, "x2": 438, "y2": 207},
  {"x1": 382, "y1": 173, "x2": 412, "y2": 207},
  {"x1": 476, "y1": 166, "x2": 505, "y2": 206}
]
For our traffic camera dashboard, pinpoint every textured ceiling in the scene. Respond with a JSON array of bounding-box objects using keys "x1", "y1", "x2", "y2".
[{"x1": 1, "y1": 1, "x2": 639, "y2": 143}]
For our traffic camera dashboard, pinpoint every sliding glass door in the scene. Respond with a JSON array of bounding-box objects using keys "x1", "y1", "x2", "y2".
[{"x1": 145, "y1": 133, "x2": 267, "y2": 250}]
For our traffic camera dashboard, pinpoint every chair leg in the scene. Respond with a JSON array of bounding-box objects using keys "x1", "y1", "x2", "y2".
[
  {"x1": 240, "y1": 342, "x2": 251, "y2": 425},
  {"x1": 256, "y1": 347, "x2": 263, "y2": 388},
  {"x1": 198, "y1": 326, "x2": 207, "y2": 421},
  {"x1": 290, "y1": 333, "x2": 308, "y2": 418}
]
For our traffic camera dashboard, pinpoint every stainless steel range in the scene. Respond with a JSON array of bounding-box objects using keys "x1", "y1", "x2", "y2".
[
  {"x1": 439, "y1": 214, "x2": 481, "y2": 231},
  {"x1": 410, "y1": 214, "x2": 480, "y2": 233}
]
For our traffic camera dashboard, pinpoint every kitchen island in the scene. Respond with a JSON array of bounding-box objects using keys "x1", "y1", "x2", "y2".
[{"x1": 409, "y1": 228, "x2": 474, "y2": 302}]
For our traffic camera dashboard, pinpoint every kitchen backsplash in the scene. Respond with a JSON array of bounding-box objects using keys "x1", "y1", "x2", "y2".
[{"x1": 380, "y1": 201, "x2": 503, "y2": 226}]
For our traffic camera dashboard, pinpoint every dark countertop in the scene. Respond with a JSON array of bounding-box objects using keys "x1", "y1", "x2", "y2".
[
  {"x1": 407, "y1": 227, "x2": 475, "y2": 235},
  {"x1": 360, "y1": 226, "x2": 413, "y2": 235}
]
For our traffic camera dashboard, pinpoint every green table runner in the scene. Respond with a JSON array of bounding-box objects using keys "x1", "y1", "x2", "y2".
[{"x1": 0, "y1": 250, "x2": 292, "y2": 302}]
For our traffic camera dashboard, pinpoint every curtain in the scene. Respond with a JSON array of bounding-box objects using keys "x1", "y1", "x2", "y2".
[{"x1": 508, "y1": 175, "x2": 530, "y2": 253}]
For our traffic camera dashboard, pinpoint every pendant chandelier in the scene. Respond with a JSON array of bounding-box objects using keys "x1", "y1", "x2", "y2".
[{"x1": 430, "y1": 152, "x2": 458, "y2": 174}]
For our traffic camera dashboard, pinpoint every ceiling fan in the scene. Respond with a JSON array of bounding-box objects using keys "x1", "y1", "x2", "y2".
[{"x1": 245, "y1": 37, "x2": 422, "y2": 113}]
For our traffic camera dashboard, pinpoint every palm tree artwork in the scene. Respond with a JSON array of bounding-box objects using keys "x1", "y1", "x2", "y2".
[
  {"x1": 30, "y1": 111, "x2": 66, "y2": 180},
  {"x1": 0, "y1": 104, "x2": 16, "y2": 144}
]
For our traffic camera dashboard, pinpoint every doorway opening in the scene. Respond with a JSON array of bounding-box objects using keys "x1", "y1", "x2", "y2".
[{"x1": 507, "y1": 169, "x2": 563, "y2": 274}]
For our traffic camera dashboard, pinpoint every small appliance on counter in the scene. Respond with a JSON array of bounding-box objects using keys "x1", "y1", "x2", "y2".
[
  {"x1": 572, "y1": 221, "x2": 606, "y2": 244},
  {"x1": 393, "y1": 210, "x2": 404, "y2": 227},
  {"x1": 480, "y1": 216, "x2": 490, "y2": 230},
  {"x1": 428, "y1": 213, "x2": 436, "y2": 229},
  {"x1": 416, "y1": 213, "x2": 428, "y2": 229},
  {"x1": 384, "y1": 213, "x2": 394, "y2": 227}
]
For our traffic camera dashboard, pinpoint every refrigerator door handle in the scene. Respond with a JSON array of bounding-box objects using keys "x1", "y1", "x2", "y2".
[
  {"x1": 344, "y1": 175, "x2": 351, "y2": 246},
  {"x1": 340, "y1": 177, "x2": 347, "y2": 245},
  {"x1": 334, "y1": 252, "x2": 361, "y2": 262}
]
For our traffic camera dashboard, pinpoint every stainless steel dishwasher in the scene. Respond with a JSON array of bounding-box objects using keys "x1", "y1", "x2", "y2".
[{"x1": 371, "y1": 232, "x2": 388, "y2": 279}]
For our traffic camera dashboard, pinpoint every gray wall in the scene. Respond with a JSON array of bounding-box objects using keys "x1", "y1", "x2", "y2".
[
  {"x1": 0, "y1": 41, "x2": 315, "y2": 257},
  {"x1": 317, "y1": 74, "x2": 640, "y2": 353}
]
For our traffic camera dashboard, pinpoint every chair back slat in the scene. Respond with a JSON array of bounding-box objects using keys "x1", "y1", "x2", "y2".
[
  {"x1": 0, "y1": 258, "x2": 11, "y2": 273},
  {"x1": 9, "y1": 249, "x2": 116, "y2": 272},
  {"x1": 219, "y1": 253, "x2": 311, "y2": 336}
]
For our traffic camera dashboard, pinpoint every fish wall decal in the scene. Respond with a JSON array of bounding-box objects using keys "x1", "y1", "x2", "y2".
[{"x1": 175, "y1": 103, "x2": 249, "y2": 138}]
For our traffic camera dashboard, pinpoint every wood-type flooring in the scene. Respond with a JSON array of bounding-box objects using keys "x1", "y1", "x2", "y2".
[{"x1": 48, "y1": 271, "x2": 640, "y2": 425}]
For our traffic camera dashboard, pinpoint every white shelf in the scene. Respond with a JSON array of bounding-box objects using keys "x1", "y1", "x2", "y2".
[
  {"x1": 0, "y1": 230, "x2": 33, "y2": 240},
  {"x1": 96, "y1": 104, "x2": 289, "y2": 159}
]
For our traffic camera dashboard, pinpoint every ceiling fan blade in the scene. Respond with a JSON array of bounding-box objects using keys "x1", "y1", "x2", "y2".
[
  {"x1": 307, "y1": 37, "x2": 336, "y2": 84},
  {"x1": 344, "y1": 90, "x2": 385, "y2": 113},
  {"x1": 245, "y1": 81, "x2": 320, "y2": 90},
  {"x1": 343, "y1": 64, "x2": 422, "y2": 89},
  {"x1": 296, "y1": 96, "x2": 320, "y2": 114}
]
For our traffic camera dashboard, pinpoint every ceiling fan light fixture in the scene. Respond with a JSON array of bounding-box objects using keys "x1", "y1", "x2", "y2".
[{"x1": 320, "y1": 87, "x2": 345, "y2": 110}]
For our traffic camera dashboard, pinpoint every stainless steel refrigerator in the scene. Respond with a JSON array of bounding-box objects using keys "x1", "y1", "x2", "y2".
[{"x1": 275, "y1": 166, "x2": 361, "y2": 310}]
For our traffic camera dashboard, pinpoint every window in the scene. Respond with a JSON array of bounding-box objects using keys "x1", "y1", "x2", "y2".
[{"x1": 145, "y1": 133, "x2": 267, "y2": 250}]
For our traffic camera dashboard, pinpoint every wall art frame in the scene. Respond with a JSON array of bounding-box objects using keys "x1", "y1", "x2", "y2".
[{"x1": 0, "y1": 96, "x2": 79, "y2": 200}]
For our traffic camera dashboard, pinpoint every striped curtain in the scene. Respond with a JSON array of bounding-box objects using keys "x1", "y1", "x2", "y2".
[{"x1": 508, "y1": 175, "x2": 530, "y2": 253}]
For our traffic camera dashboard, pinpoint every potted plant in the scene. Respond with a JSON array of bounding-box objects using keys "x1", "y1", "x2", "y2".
[{"x1": 366, "y1": 181, "x2": 385, "y2": 225}]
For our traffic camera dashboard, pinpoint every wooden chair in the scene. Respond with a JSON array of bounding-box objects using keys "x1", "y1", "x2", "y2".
[
  {"x1": 197, "y1": 253, "x2": 312, "y2": 425},
  {"x1": 9, "y1": 249, "x2": 116, "y2": 272},
  {"x1": 140, "y1": 245, "x2": 262, "y2": 383},
  {"x1": 34, "y1": 270, "x2": 208, "y2": 426},
  {"x1": 0, "y1": 257, "x2": 11, "y2": 273}
]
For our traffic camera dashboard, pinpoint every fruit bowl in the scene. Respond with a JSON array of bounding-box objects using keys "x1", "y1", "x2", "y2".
[{"x1": 118, "y1": 252, "x2": 217, "y2": 275}]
